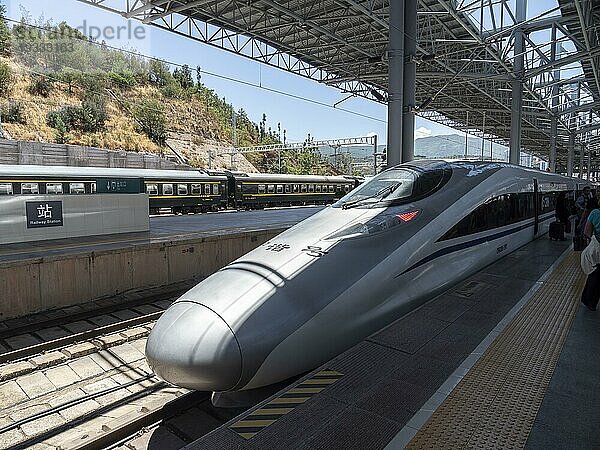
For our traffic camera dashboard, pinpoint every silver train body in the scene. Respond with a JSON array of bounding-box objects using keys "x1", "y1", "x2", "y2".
[{"x1": 146, "y1": 161, "x2": 590, "y2": 392}]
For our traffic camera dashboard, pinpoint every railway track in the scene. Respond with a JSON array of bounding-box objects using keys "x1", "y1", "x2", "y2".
[{"x1": 0, "y1": 284, "x2": 243, "y2": 450}]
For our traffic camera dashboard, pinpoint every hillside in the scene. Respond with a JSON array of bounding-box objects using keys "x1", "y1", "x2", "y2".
[{"x1": 0, "y1": 13, "x2": 335, "y2": 174}]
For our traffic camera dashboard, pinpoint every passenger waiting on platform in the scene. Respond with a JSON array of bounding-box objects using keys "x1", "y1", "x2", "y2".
[
  {"x1": 581, "y1": 206, "x2": 600, "y2": 311},
  {"x1": 555, "y1": 192, "x2": 570, "y2": 232}
]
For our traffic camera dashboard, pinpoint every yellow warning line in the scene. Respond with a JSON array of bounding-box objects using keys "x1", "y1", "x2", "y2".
[
  {"x1": 406, "y1": 252, "x2": 586, "y2": 449},
  {"x1": 228, "y1": 369, "x2": 343, "y2": 440}
]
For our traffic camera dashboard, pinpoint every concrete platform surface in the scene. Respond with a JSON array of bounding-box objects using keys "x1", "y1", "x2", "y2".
[
  {"x1": 185, "y1": 236, "x2": 595, "y2": 450},
  {"x1": 0, "y1": 207, "x2": 322, "y2": 263}
]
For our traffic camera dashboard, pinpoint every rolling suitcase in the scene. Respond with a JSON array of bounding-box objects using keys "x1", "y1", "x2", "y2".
[{"x1": 549, "y1": 221, "x2": 565, "y2": 241}]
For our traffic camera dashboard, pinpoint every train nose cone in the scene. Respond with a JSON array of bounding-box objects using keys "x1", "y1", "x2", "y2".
[{"x1": 145, "y1": 301, "x2": 242, "y2": 391}]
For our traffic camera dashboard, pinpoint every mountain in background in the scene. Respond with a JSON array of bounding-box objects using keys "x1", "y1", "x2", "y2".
[{"x1": 319, "y1": 134, "x2": 509, "y2": 161}]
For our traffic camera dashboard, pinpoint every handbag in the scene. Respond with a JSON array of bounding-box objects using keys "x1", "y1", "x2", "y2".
[{"x1": 581, "y1": 235, "x2": 600, "y2": 275}]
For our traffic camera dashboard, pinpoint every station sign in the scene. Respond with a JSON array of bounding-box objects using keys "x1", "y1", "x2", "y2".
[
  {"x1": 26, "y1": 201, "x2": 64, "y2": 228},
  {"x1": 96, "y1": 178, "x2": 142, "y2": 194}
]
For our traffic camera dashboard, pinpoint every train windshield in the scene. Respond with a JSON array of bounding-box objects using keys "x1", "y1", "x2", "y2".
[{"x1": 336, "y1": 169, "x2": 416, "y2": 208}]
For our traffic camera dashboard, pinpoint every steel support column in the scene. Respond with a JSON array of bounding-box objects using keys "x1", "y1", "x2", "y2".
[
  {"x1": 579, "y1": 144, "x2": 585, "y2": 178},
  {"x1": 549, "y1": 26, "x2": 560, "y2": 173},
  {"x1": 402, "y1": 0, "x2": 417, "y2": 163},
  {"x1": 387, "y1": 0, "x2": 405, "y2": 167},
  {"x1": 509, "y1": 0, "x2": 527, "y2": 166},
  {"x1": 567, "y1": 133, "x2": 575, "y2": 177},
  {"x1": 587, "y1": 148, "x2": 592, "y2": 179}
]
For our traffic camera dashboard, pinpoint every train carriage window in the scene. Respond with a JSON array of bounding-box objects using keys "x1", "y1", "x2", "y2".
[
  {"x1": 178, "y1": 184, "x2": 188, "y2": 195},
  {"x1": 285, "y1": 185, "x2": 291, "y2": 194},
  {"x1": 293, "y1": 184, "x2": 299, "y2": 193},
  {"x1": 162, "y1": 184, "x2": 174, "y2": 196},
  {"x1": 268, "y1": 185, "x2": 275, "y2": 194},
  {"x1": 69, "y1": 183, "x2": 85, "y2": 194},
  {"x1": 212, "y1": 184, "x2": 219, "y2": 195},
  {"x1": 47, "y1": 183, "x2": 63, "y2": 194},
  {"x1": 146, "y1": 184, "x2": 159, "y2": 195},
  {"x1": 191, "y1": 184, "x2": 202, "y2": 195},
  {"x1": 204, "y1": 184, "x2": 211, "y2": 195},
  {"x1": 21, "y1": 183, "x2": 39, "y2": 194},
  {"x1": 301, "y1": 184, "x2": 307, "y2": 193},
  {"x1": 258, "y1": 185, "x2": 266, "y2": 194},
  {"x1": 344, "y1": 185, "x2": 350, "y2": 192},
  {"x1": 0, "y1": 183, "x2": 13, "y2": 195},
  {"x1": 316, "y1": 185, "x2": 321, "y2": 193},
  {"x1": 277, "y1": 185, "x2": 284, "y2": 194},
  {"x1": 91, "y1": 183, "x2": 96, "y2": 194},
  {"x1": 308, "y1": 185, "x2": 315, "y2": 193},
  {"x1": 329, "y1": 185, "x2": 334, "y2": 193}
]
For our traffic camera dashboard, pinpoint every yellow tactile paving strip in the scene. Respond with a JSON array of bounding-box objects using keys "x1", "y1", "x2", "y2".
[
  {"x1": 406, "y1": 252, "x2": 585, "y2": 450},
  {"x1": 229, "y1": 370, "x2": 343, "y2": 439}
]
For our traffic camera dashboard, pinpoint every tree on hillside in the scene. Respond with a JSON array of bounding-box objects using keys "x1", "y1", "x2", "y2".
[
  {"x1": 0, "y1": 2, "x2": 11, "y2": 57},
  {"x1": 173, "y1": 64, "x2": 194, "y2": 89}
]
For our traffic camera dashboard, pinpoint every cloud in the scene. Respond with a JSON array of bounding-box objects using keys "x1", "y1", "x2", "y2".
[{"x1": 415, "y1": 127, "x2": 432, "y2": 139}]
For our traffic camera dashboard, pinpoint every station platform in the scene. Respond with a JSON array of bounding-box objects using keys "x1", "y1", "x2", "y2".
[
  {"x1": 187, "y1": 236, "x2": 598, "y2": 450},
  {"x1": 0, "y1": 207, "x2": 322, "y2": 264}
]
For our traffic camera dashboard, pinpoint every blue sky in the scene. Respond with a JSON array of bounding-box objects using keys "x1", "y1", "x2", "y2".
[{"x1": 6, "y1": 0, "x2": 563, "y2": 146}]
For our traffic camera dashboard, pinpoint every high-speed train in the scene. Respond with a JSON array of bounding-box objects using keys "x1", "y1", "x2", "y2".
[{"x1": 145, "y1": 160, "x2": 590, "y2": 393}]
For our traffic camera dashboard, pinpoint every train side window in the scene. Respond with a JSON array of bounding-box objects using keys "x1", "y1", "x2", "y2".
[
  {"x1": 301, "y1": 184, "x2": 307, "y2": 193},
  {"x1": 268, "y1": 185, "x2": 275, "y2": 194},
  {"x1": 91, "y1": 183, "x2": 96, "y2": 194},
  {"x1": 293, "y1": 184, "x2": 299, "y2": 193},
  {"x1": 329, "y1": 185, "x2": 334, "y2": 193},
  {"x1": 204, "y1": 184, "x2": 211, "y2": 195},
  {"x1": 277, "y1": 185, "x2": 284, "y2": 194},
  {"x1": 212, "y1": 184, "x2": 219, "y2": 195},
  {"x1": 163, "y1": 184, "x2": 174, "y2": 195},
  {"x1": 147, "y1": 184, "x2": 159, "y2": 195},
  {"x1": 46, "y1": 183, "x2": 63, "y2": 194},
  {"x1": 191, "y1": 184, "x2": 202, "y2": 195},
  {"x1": 258, "y1": 185, "x2": 266, "y2": 194},
  {"x1": 285, "y1": 184, "x2": 291, "y2": 194},
  {"x1": 344, "y1": 185, "x2": 350, "y2": 192},
  {"x1": 69, "y1": 183, "x2": 85, "y2": 194},
  {"x1": 21, "y1": 183, "x2": 39, "y2": 194},
  {"x1": 0, "y1": 183, "x2": 13, "y2": 195},
  {"x1": 316, "y1": 185, "x2": 322, "y2": 193},
  {"x1": 178, "y1": 184, "x2": 188, "y2": 195}
]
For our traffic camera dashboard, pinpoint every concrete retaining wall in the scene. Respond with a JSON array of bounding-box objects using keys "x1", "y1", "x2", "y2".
[{"x1": 0, "y1": 228, "x2": 284, "y2": 320}]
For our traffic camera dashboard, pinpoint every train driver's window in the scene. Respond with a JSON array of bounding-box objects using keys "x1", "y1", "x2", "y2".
[
  {"x1": 258, "y1": 185, "x2": 266, "y2": 194},
  {"x1": 69, "y1": 183, "x2": 85, "y2": 194},
  {"x1": 204, "y1": 184, "x2": 211, "y2": 195},
  {"x1": 212, "y1": 184, "x2": 219, "y2": 195},
  {"x1": 308, "y1": 185, "x2": 315, "y2": 193},
  {"x1": 277, "y1": 185, "x2": 284, "y2": 194},
  {"x1": 162, "y1": 184, "x2": 174, "y2": 195},
  {"x1": 285, "y1": 185, "x2": 291, "y2": 194},
  {"x1": 178, "y1": 184, "x2": 188, "y2": 195},
  {"x1": 21, "y1": 183, "x2": 39, "y2": 194},
  {"x1": 301, "y1": 184, "x2": 307, "y2": 193},
  {"x1": 0, "y1": 183, "x2": 13, "y2": 195},
  {"x1": 268, "y1": 185, "x2": 275, "y2": 194},
  {"x1": 191, "y1": 184, "x2": 202, "y2": 195},
  {"x1": 293, "y1": 184, "x2": 299, "y2": 193},
  {"x1": 46, "y1": 183, "x2": 63, "y2": 194},
  {"x1": 316, "y1": 185, "x2": 322, "y2": 193}
]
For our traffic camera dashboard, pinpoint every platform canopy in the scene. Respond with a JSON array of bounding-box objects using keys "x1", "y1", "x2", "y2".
[{"x1": 78, "y1": 0, "x2": 600, "y2": 173}]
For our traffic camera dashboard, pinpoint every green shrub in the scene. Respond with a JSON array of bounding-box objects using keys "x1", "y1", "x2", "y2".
[
  {"x1": 0, "y1": 62, "x2": 11, "y2": 95},
  {"x1": 109, "y1": 70, "x2": 137, "y2": 89},
  {"x1": 46, "y1": 98, "x2": 107, "y2": 133},
  {"x1": 160, "y1": 81, "x2": 183, "y2": 99},
  {"x1": 28, "y1": 75, "x2": 53, "y2": 97},
  {"x1": 0, "y1": 3, "x2": 11, "y2": 57},
  {"x1": 134, "y1": 99, "x2": 166, "y2": 145},
  {"x1": 1, "y1": 101, "x2": 25, "y2": 124}
]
